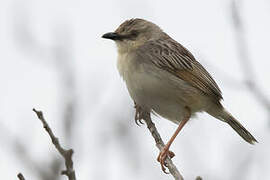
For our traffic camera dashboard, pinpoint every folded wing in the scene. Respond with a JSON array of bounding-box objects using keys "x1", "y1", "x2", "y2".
[{"x1": 136, "y1": 38, "x2": 223, "y2": 103}]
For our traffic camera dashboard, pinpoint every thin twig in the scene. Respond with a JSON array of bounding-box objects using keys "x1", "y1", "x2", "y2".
[
  {"x1": 17, "y1": 173, "x2": 26, "y2": 180},
  {"x1": 33, "y1": 108, "x2": 76, "y2": 180},
  {"x1": 141, "y1": 111, "x2": 184, "y2": 180},
  {"x1": 231, "y1": 0, "x2": 270, "y2": 110}
]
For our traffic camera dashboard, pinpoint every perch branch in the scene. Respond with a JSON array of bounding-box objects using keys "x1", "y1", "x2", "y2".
[
  {"x1": 33, "y1": 108, "x2": 76, "y2": 180},
  {"x1": 138, "y1": 109, "x2": 184, "y2": 180}
]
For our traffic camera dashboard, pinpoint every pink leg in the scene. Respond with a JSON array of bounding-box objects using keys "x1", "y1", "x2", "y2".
[{"x1": 157, "y1": 107, "x2": 191, "y2": 173}]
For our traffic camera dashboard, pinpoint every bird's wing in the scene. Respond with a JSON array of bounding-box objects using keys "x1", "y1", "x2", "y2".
[{"x1": 136, "y1": 39, "x2": 223, "y2": 102}]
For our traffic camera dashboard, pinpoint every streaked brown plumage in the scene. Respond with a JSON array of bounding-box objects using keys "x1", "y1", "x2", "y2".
[
  {"x1": 102, "y1": 18, "x2": 257, "y2": 173},
  {"x1": 136, "y1": 38, "x2": 223, "y2": 102}
]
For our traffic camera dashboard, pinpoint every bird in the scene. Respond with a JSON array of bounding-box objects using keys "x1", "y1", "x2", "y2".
[{"x1": 102, "y1": 18, "x2": 257, "y2": 173}]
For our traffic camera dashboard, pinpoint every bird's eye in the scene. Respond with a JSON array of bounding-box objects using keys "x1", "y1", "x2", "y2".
[
  {"x1": 121, "y1": 28, "x2": 126, "y2": 32},
  {"x1": 130, "y1": 30, "x2": 139, "y2": 38}
]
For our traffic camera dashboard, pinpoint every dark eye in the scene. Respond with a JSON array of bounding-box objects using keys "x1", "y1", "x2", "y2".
[{"x1": 130, "y1": 30, "x2": 139, "y2": 38}]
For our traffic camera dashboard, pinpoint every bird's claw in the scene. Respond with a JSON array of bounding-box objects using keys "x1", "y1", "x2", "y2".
[
  {"x1": 134, "y1": 102, "x2": 144, "y2": 126},
  {"x1": 157, "y1": 146, "x2": 175, "y2": 174}
]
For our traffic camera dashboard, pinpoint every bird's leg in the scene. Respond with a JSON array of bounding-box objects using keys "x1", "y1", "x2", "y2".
[
  {"x1": 134, "y1": 102, "x2": 144, "y2": 125},
  {"x1": 157, "y1": 107, "x2": 191, "y2": 173}
]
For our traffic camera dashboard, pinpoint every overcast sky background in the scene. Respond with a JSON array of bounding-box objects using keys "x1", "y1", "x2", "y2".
[{"x1": 0, "y1": 0, "x2": 269, "y2": 179}]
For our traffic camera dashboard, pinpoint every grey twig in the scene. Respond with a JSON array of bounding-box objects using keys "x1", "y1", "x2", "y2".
[
  {"x1": 140, "y1": 111, "x2": 184, "y2": 180},
  {"x1": 33, "y1": 108, "x2": 76, "y2": 180},
  {"x1": 17, "y1": 173, "x2": 26, "y2": 180},
  {"x1": 231, "y1": 0, "x2": 270, "y2": 110}
]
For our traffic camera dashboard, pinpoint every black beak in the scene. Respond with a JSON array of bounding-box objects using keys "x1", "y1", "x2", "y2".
[{"x1": 102, "y1": 32, "x2": 121, "y2": 40}]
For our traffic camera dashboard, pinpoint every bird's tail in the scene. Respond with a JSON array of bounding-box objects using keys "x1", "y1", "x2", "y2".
[{"x1": 219, "y1": 109, "x2": 257, "y2": 144}]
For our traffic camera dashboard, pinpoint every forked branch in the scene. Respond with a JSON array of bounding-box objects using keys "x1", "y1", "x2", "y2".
[{"x1": 33, "y1": 108, "x2": 76, "y2": 180}]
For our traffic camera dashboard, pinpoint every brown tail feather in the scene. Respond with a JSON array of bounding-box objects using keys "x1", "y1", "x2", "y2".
[
  {"x1": 226, "y1": 115, "x2": 257, "y2": 144},
  {"x1": 220, "y1": 110, "x2": 257, "y2": 144}
]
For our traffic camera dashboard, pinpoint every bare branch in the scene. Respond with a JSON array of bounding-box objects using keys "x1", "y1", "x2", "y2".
[
  {"x1": 140, "y1": 111, "x2": 184, "y2": 180},
  {"x1": 17, "y1": 173, "x2": 26, "y2": 180},
  {"x1": 231, "y1": 0, "x2": 270, "y2": 110},
  {"x1": 33, "y1": 108, "x2": 76, "y2": 180}
]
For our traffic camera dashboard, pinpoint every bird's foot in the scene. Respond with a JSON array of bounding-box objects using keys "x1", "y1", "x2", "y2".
[
  {"x1": 134, "y1": 102, "x2": 144, "y2": 126},
  {"x1": 157, "y1": 145, "x2": 175, "y2": 174}
]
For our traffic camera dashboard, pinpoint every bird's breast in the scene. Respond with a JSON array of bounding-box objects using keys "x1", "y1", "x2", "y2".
[
  {"x1": 117, "y1": 52, "x2": 144, "y2": 100},
  {"x1": 117, "y1": 52, "x2": 154, "y2": 108}
]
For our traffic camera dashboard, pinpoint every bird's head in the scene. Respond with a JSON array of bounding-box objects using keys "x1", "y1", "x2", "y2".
[{"x1": 102, "y1": 18, "x2": 165, "y2": 53}]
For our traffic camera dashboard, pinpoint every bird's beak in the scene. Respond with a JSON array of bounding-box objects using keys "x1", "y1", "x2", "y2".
[{"x1": 102, "y1": 32, "x2": 121, "y2": 40}]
